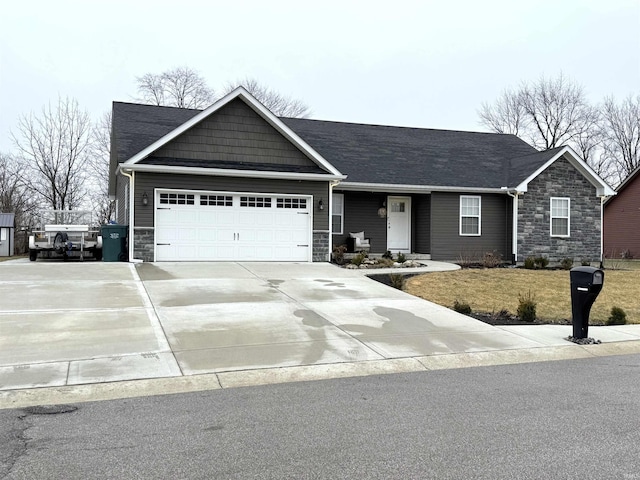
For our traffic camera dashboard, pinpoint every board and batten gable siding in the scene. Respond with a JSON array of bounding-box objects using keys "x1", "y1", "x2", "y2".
[
  {"x1": 517, "y1": 156, "x2": 601, "y2": 262},
  {"x1": 334, "y1": 191, "x2": 387, "y2": 252},
  {"x1": 430, "y1": 192, "x2": 510, "y2": 261},
  {"x1": 604, "y1": 173, "x2": 640, "y2": 258},
  {"x1": 133, "y1": 172, "x2": 330, "y2": 231},
  {"x1": 147, "y1": 98, "x2": 322, "y2": 170},
  {"x1": 412, "y1": 194, "x2": 431, "y2": 254}
]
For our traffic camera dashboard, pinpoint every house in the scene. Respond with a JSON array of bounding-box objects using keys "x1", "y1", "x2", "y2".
[
  {"x1": 604, "y1": 164, "x2": 640, "y2": 259},
  {"x1": 0, "y1": 213, "x2": 15, "y2": 257},
  {"x1": 109, "y1": 87, "x2": 615, "y2": 264}
]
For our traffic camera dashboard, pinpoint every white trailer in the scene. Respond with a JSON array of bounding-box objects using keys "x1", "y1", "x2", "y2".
[{"x1": 29, "y1": 211, "x2": 103, "y2": 261}]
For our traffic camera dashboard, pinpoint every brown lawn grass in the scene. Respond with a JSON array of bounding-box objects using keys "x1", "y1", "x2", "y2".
[{"x1": 405, "y1": 262, "x2": 640, "y2": 324}]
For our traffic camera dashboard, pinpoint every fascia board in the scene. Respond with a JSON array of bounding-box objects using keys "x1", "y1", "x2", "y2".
[
  {"x1": 121, "y1": 163, "x2": 345, "y2": 182},
  {"x1": 515, "y1": 146, "x2": 616, "y2": 196},
  {"x1": 122, "y1": 87, "x2": 343, "y2": 177},
  {"x1": 336, "y1": 182, "x2": 506, "y2": 194}
]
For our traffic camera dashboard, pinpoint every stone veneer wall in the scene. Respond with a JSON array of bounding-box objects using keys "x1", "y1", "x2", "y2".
[
  {"x1": 133, "y1": 227, "x2": 154, "y2": 262},
  {"x1": 132, "y1": 227, "x2": 328, "y2": 262},
  {"x1": 313, "y1": 231, "x2": 330, "y2": 262},
  {"x1": 517, "y1": 156, "x2": 601, "y2": 263}
]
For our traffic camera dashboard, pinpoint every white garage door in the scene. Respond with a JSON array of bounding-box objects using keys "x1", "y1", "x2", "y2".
[{"x1": 155, "y1": 190, "x2": 312, "y2": 261}]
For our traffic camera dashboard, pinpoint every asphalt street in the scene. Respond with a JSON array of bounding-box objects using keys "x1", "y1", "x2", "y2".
[{"x1": 3, "y1": 355, "x2": 640, "y2": 479}]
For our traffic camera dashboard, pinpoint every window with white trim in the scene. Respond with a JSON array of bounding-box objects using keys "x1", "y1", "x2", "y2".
[
  {"x1": 550, "y1": 197, "x2": 570, "y2": 237},
  {"x1": 460, "y1": 195, "x2": 481, "y2": 236},
  {"x1": 0, "y1": 228, "x2": 6, "y2": 241},
  {"x1": 332, "y1": 193, "x2": 344, "y2": 234}
]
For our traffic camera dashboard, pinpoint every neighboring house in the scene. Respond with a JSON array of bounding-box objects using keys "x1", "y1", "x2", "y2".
[
  {"x1": 109, "y1": 87, "x2": 615, "y2": 264},
  {"x1": 0, "y1": 213, "x2": 15, "y2": 257},
  {"x1": 604, "y1": 164, "x2": 640, "y2": 259}
]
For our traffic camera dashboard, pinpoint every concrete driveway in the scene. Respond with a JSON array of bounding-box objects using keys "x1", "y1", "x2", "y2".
[{"x1": 2, "y1": 261, "x2": 640, "y2": 401}]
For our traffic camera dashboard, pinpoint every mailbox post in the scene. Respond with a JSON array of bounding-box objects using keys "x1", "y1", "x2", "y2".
[{"x1": 569, "y1": 266, "x2": 604, "y2": 339}]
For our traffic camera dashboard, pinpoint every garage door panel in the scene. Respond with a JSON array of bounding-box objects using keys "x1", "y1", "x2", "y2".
[{"x1": 155, "y1": 192, "x2": 311, "y2": 262}]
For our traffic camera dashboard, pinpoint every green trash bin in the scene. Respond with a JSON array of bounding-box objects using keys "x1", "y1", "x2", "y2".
[{"x1": 101, "y1": 225, "x2": 129, "y2": 262}]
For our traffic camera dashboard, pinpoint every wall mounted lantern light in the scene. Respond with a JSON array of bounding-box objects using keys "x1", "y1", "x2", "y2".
[
  {"x1": 142, "y1": 192, "x2": 149, "y2": 206},
  {"x1": 377, "y1": 201, "x2": 387, "y2": 218},
  {"x1": 318, "y1": 199, "x2": 324, "y2": 210}
]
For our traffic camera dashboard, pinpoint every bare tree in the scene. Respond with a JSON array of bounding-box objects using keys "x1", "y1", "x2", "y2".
[
  {"x1": 224, "y1": 77, "x2": 311, "y2": 118},
  {"x1": 12, "y1": 97, "x2": 92, "y2": 211},
  {"x1": 88, "y1": 111, "x2": 115, "y2": 224},
  {"x1": 601, "y1": 94, "x2": 640, "y2": 184},
  {"x1": 0, "y1": 152, "x2": 38, "y2": 251},
  {"x1": 135, "y1": 66, "x2": 215, "y2": 109},
  {"x1": 479, "y1": 88, "x2": 527, "y2": 136},
  {"x1": 477, "y1": 73, "x2": 631, "y2": 185}
]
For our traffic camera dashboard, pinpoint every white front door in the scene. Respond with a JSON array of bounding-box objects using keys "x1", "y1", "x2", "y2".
[{"x1": 387, "y1": 196, "x2": 411, "y2": 252}]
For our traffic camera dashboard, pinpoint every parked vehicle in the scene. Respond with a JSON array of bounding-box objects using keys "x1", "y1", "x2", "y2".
[{"x1": 28, "y1": 211, "x2": 103, "y2": 261}]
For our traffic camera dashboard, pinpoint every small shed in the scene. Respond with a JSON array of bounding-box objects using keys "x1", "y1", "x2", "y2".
[{"x1": 0, "y1": 213, "x2": 16, "y2": 257}]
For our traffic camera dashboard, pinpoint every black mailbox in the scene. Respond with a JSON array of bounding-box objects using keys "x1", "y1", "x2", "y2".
[{"x1": 570, "y1": 266, "x2": 604, "y2": 339}]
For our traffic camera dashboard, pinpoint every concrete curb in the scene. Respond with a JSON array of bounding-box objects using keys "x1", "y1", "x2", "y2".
[{"x1": 3, "y1": 340, "x2": 640, "y2": 410}]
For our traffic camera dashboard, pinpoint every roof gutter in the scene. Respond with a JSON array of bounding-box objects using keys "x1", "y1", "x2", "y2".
[
  {"x1": 336, "y1": 182, "x2": 510, "y2": 194},
  {"x1": 123, "y1": 163, "x2": 346, "y2": 182}
]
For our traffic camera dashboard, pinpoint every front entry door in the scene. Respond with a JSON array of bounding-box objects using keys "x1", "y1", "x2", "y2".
[{"x1": 387, "y1": 196, "x2": 411, "y2": 252}]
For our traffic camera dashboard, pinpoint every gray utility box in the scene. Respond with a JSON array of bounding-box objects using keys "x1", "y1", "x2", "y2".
[{"x1": 570, "y1": 266, "x2": 604, "y2": 339}]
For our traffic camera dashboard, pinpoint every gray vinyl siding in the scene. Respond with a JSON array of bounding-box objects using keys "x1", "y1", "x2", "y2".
[
  {"x1": 133, "y1": 172, "x2": 330, "y2": 230},
  {"x1": 149, "y1": 99, "x2": 320, "y2": 169},
  {"x1": 412, "y1": 194, "x2": 431, "y2": 254},
  {"x1": 333, "y1": 191, "x2": 387, "y2": 252},
  {"x1": 430, "y1": 192, "x2": 509, "y2": 261}
]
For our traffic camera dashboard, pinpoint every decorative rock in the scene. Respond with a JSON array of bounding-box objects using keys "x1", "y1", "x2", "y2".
[{"x1": 566, "y1": 336, "x2": 602, "y2": 345}]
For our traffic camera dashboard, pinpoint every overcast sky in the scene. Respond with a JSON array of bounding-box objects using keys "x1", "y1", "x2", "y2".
[{"x1": 1, "y1": 0, "x2": 639, "y2": 153}]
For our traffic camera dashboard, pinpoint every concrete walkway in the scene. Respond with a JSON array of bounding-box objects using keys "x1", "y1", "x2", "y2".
[{"x1": 1, "y1": 260, "x2": 639, "y2": 409}]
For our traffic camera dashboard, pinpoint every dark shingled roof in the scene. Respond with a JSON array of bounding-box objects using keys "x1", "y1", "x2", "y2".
[
  {"x1": 282, "y1": 118, "x2": 542, "y2": 188},
  {"x1": 112, "y1": 101, "x2": 553, "y2": 189},
  {"x1": 113, "y1": 102, "x2": 200, "y2": 163}
]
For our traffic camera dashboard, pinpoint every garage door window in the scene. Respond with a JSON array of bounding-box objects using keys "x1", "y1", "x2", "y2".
[
  {"x1": 201, "y1": 195, "x2": 232, "y2": 206},
  {"x1": 277, "y1": 198, "x2": 307, "y2": 209},
  {"x1": 160, "y1": 193, "x2": 195, "y2": 205},
  {"x1": 240, "y1": 196, "x2": 271, "y2": 208}
]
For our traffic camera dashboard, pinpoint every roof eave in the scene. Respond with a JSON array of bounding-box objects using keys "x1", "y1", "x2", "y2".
[
  {"x1": 120, "y1": 163, "x2": 345, "y2": 182},
  {"x1": 336, "y1": 182, "x2": 508, "y2": 194}
]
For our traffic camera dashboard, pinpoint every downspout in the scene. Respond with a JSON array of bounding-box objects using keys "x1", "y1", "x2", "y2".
[
  {"x1": 600, "y1": 196, "x2": 605, "y2": 268},
  {"x1": 118, "y1": 167, "x2": 137, "y2": 263}
]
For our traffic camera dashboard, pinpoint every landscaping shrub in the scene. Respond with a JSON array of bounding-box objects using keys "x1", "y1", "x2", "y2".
[
  {"x1": 581, "y1": 259, "x2": 591, "y2": 266},
  {"x1": 351, "y1": 252, "x2": 366, "y2": 266},
  {"x1": 389, "y1": 273, "x2": 405, "y2": 290},
  {"x1": 453, "y1": 299, "x2": 472, "y2": 315},
  {"x1": 396, "y1": 252, "x2": 406, "y2": 263},
  {"x1": 517, "y1": 290, "x2": 537, "y2": 322},
  {"x1": 560, "y1": 257, "x2": 573, "y2": 270},
  {"x1": 534, "y1": 256, "x2": 549, "y2": 269},
  {"x1": 332, "y1": 245, "x2": 347, "y2": 265},
  {"x1": 482, "y1": 250, "x2": 502, "y2": 268},
  {"x1": 523, "y1": 257, "x2": 536, "y2": 269},
  {"x1": 382, "y1": 250, "x2": 393, "y2": 260},
  {"x1": 607, "y1": 306, "x2": 627, "y2": 326}
]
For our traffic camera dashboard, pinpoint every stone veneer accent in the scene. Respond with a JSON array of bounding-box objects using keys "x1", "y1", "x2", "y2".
[
  {"x1": 132, "y1": 227, "x2": 328, "y2": 262},
  {"x1": 517, "y1": 156, "x2": 601, "y2": 262},
  {"x1": 133, "y1": 227, "x2": 155, "y2": 262},
  {"x1": 313, "y1": 231, "x2": 330, "y2": 262}
]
